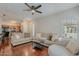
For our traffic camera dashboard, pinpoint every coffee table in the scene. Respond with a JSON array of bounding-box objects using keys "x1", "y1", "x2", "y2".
[{"x1": 32, "y1": 39, "x2": 53, "y2": 49}]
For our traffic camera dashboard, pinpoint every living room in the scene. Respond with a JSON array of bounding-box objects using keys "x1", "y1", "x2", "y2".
[{"x1": 0, "y1": 3, "x2": 79, "y2": 56}]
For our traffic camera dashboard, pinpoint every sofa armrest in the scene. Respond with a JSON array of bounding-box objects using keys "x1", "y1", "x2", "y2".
[{"x1": 48, "y1": 44, "x2": 73, "y2": 56}]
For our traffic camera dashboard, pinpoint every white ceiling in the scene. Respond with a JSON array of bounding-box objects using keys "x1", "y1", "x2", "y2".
[{"x1": 0, "y1": 3, "x2": 78, "y2": 22}]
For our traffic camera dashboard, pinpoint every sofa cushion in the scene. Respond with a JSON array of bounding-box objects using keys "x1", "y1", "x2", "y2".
[
  {"x1": 41, "y1": 33, "x2": 49, "y2": 38},
  {"x1": 36, "y1": 32, "x2": 42, "y2": 38},
  {"x1": 24, "y1": 33, "x2": 30, "y2": 38},
  {"x1": 66, "y1": 39, "x2": 79, "y2": 54},
  {"x1": 56, "y1": 39, "x2": 70, "y2": 46}
]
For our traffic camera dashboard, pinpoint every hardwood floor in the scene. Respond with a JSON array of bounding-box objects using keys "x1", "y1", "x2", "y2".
[
  {"x1": 13, "y1": 43, "x2": 48, "y2": 56},
  {"x1": 0, "y1": 38, "x2": 48, "y2": 56}
]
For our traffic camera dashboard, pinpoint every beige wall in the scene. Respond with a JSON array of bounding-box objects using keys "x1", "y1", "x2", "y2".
[{"x1": 34, "y1": 6, "x2": 79, "y2": 39}]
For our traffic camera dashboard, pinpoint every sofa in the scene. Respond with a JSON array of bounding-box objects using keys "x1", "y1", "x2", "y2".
[
  {"x1": 11, "y1": 32, "x2": 32, "y2": 46},
  {"x1": 48, "y1": 39, "x2": 79, "y2": 56},
  {"x1": 11, "y1": 32, "x2": 57, "y2": 46},
  {"x1": 35, "y1": 32, "x2": 57, "y2": 44}
]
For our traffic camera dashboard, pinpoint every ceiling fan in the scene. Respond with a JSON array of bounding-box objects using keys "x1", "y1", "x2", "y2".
[{"x1": 24, "y1": 3, "x2": 42, "y2": 15}]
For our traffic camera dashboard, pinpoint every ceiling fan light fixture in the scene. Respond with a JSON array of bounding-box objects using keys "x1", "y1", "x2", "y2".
[{"x1": 31, "y1": 10, "x2": 35, "y2": 13}]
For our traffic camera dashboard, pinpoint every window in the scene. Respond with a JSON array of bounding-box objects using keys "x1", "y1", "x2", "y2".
[{"x1": 64, "y1": 24, "x2": 77, "y2": 39}]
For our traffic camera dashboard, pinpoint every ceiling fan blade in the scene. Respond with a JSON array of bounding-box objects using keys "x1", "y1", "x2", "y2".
[
  {"x1": 35, "y1": 10, "x2": 42, "y2": 13},
  {"x1": 23, "y1": 9, "x2": 31, "y2": 11},
  {"x1": 35, "y1": 5, "x2": 42, "y2": 9},
  {"x1": 25, "y1": 3, "x2": 32, "y2": 9}
]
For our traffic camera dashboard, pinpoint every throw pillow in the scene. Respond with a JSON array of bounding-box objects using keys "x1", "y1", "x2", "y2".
[
  {"x1": 66, "y1": 39, "x2": 79, "y2": 54},
  {"x1": 48, "y1": 34, "x2": 52, "y2": 41}
]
